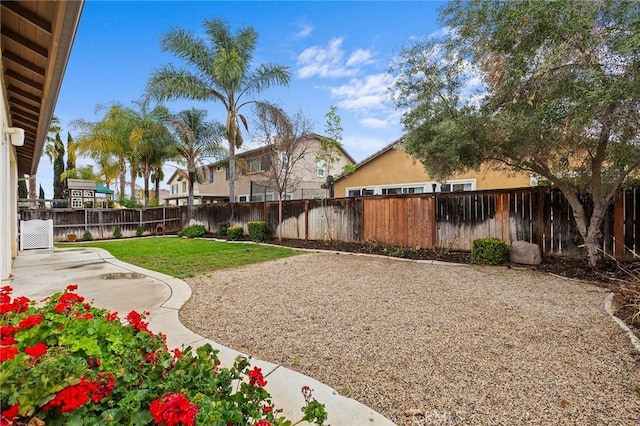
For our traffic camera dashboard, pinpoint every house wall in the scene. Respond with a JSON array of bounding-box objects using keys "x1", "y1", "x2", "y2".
[
  {"x1": 198, "y1": 138, "x2": 353, "y2": 201},
  {"x1": 1, "y1": 79, "x2": 19, "y2": 283},
  {"x1": 334, "y1": 146, "x2": 532, "y2": 197}
]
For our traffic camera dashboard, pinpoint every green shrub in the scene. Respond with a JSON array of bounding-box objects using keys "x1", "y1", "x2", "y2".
[
  {"x1": 177, "y1": 224, "x2": 206, "y2": 239},
  {"x1": 82, "y1": 230, "x2": 93, "y2": 241},
  {"x1": 226, "y1": 225, "x2": 244, "y2": 241},
  {"x1": 217, "y1": 220, "x2": 230, "y2": 237},
  {"x1": 471, "y1": 237, "x2": 508, "y2": 264},
  {"x1": 247, "y1": 221, "x2": 269, "y2": 242},
  {"x1": 0, "y1": 285, "x2": 327, "y2": 426},
  {"x1": 136, "y1": 224, "x2": 144, "y2": 237},
  {"x1": 113, "y1": 226, "x2": 123, "y2": 239}
]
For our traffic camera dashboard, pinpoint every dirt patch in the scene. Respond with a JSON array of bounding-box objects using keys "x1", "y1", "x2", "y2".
[{"x1": 263, "y1": 238, "x2": 640, "y2": 335}]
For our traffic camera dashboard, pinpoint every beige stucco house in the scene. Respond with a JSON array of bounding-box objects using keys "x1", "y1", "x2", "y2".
[
  {"x1": 334, "y1": 138, "x2": 533, "y2": 197},
  {"x1": 166, "y1": 134, "x2": 356, "y2": 205},
  {"x1": 1, "y1": 1, "x2": 84, "y2": 283}
]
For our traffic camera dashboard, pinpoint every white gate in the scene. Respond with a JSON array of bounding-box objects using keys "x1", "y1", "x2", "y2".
[{"x1": 20, "y1": 219, "x2": 54, "y2": 250}]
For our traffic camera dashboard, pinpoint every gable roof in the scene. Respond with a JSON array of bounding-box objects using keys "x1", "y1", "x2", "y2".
[
  {"x1": 205, "y1": 133, "x2": 357, "y2": 167},
  {"x1": 166, "y1": 169, "x2": 188, "y2": 184},
  {"x1": 335, "y1": 136, "x2": 405, "y2": 182}
]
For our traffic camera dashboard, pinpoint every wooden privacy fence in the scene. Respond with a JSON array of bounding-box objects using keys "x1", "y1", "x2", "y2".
[
  {"x1": 183, "y1": 186, "x2": 638, "y2": 259},
  {"x1": 19, "y1": 207, "x2": 181, "y2": 241},
  {"x1": 20, "y1": 187, "x2": 638, "y2": 259}
]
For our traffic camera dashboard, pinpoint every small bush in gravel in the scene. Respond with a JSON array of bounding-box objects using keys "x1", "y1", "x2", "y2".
[
  {"x1": 177, "y1": 224, "x2": 206, "y2": 239},
  {"x1": 217, "y1": 221, "x2": 230, "y2": 238},
  {"x1": 82, "y1": 230, "x2": 93, "y2": 241},
  {"x1": 0, "y1": 285, "x2": 327, "y2": 425},
  {"x1": 227, "y1": 226, "x2": 244, "y2": 241},
  {"x1": 136, "y1": 224, "x2": 144, "y2": 237},
  {"x1": 471, "y1": 237, "x2": 508, "y2": 264},
  {"x1": 247, "y1": 221, "x2": 269, "y2": 242}
]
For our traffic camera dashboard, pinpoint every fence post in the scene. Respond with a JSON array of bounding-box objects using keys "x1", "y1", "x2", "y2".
[
  {"x1": 537, "y1": 187, "x2": 545, "y2": 251},
  {"x1": 304, "y1": 200, "x2": 309, "y2": 241},
  {"x1": 84, "y1": 209, "x2": 88, "y2": 231},
  {"x1": 614, "y1": 191, "x2": 624, "y2": 258}
]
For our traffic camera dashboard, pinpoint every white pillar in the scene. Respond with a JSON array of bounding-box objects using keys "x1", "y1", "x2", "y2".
[{"x1": 0, "y1": 122, "x2": 13, "y2": 283}]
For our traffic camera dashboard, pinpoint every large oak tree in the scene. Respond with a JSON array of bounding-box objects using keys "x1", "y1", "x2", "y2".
[{"x1": 390, "y1": 0, "x2": 640, "y2": 267}]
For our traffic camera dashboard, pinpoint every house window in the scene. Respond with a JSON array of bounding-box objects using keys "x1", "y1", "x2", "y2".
[
  {"x1": 347, "y1": 188, "x2": 375, "y2": 197},
  {"x1": 71, "y1": 189, "x2": 83, "y2": 197},
  {"x1": 217, "y1": 165, "x2": 224, "y2": 172},
  {"x1": 265, "y1": 193, "x2": 274, "y2": 201},
  {"x1": 282, "y1": 193, "x2": 292, "y2": 201},
  {"x1": 249, "y1": 158, "x2": 262, "y2": 173},
  {"x1": 251, "y1": 193, "x2": 264, "y2": 202},
  {"x1": 71, "y1": 198, "x2": 83, "y2": 208},
  {"x1": 182, "y1": 181, "x2": 187, "y2": 192},
  {"x1": 239, "y1": 196, "x2": 247, "y2": 202},
  {"x1": 441, "y1": 182, "x2": 474, "y2": 192},
  {"x1": 208, "y1": 168, "x2": 214, "y2": 183},
  {"x1": 382, "y1": 187, "x2": 402, "y2": 195},
  {"x1": 281, "y1": 153, "x2": 290, "y2": 171},
  {"x1": 316, "y1": 160, "x2": 326, "y2": 178},
  {"x1": 171, "y1": 184, "x2": 178, "y2": 195},
  {"x1": 403, "y1": 186, "x2": 424, "y2": 194}
]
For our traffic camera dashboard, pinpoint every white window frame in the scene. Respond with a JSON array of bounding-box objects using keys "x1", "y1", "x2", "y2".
[
  {"x1": 439, "y1": 179, "x2": 476, "y2": 192},
  {"x1": 280, "y1": 152, "x2": 290, "y2": 171},
  {"x1": 316, "y1": 160, "x2": 326, "y2": 178},
  {"x1": 248, "y1": 158, "x2": 262, "y2": 174}
]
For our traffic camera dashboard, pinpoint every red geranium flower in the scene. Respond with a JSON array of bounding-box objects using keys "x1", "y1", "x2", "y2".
[
  {"x1": 262, "y1": 405, "x2": 273, "y2": 414},
  {"x1": 42, "y1": 377, "x2": 92, "y2": 413},
  {"x1": 1, "y1": 402, "x2": 19, "y2": 422},
  {"x1": 253, "y1": 420, "x2": 272, "y2": 426},
  {"x1": 248, "y1": 366, "x2": 267, "y2": 387},
  {"x1": 18, "y1": 313, "x2": 43, "y2": 329},
  {"x1": 105, "y1": 311, "x2": 119, "y2": 321},
  {"x1": 149, "y1": 392, "x2": 198, "y2": 426},
  {"x1": 24, "y1": 342, "x2": 47, "y2": 357},
  {"x1": 66, "y1": 284, "x2": 78, "y2": 291},
  {"x1": 0, "y1": 346, "x2": 19, "y2": 362}
]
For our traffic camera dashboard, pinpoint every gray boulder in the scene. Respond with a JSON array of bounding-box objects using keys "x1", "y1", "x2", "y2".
[{"x1": 509, "y1": 241, "x2": 542, "y2": 265}]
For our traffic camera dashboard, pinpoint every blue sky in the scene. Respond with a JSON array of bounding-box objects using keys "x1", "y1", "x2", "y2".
[{"x1": 39, "y1": 0, "x2": 445, "y2": 197}]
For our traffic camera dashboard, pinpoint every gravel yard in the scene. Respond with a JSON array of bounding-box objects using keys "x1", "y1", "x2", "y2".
[{"x1": 180, "y1": 252, "x2": 640, "y2": 425}]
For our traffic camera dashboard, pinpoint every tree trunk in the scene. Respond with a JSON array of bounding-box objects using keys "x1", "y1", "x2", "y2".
[
  {"x1": 118, "y1": 156, "x2": 126, "y2": 200},
  {"x1": 559, "y1": 186, "x2": 606, "y2": 268},
  {"x1": 129, "y1": 168, "x2": 137, "y2": 202},
  {"x1": 28, "y1": 176, "x2": 36, "y2": 199},
  {"x1": 188, "y1": 170, "x2": 194, "y2": 206},
  {"x1": 143, "y1": 170, "x2": 150, "y2": 207},
  {"x1": 229, "y1": 142, "x2": 235, "y2": 221},
  {"x1": 154, "y1": 176, "x2": 160, "y2": 205}
]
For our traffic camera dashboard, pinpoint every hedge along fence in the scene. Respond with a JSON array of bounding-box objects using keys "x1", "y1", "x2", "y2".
[
  {"x1": 182, "y1": 186, "x2": 639, "y2": 259},
  {"x1": 19, "y1": 207, "x2": 181, "y2": 242}
]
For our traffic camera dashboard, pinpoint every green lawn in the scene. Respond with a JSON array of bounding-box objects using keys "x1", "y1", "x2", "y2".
[{"x1": 69, "y1": 237, "x2": 300, "y2": 278}]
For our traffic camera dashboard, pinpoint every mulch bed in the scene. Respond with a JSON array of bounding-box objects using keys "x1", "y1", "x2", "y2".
[{"x1": 262, "y1": 238, "x2": 640, "y2": 335}]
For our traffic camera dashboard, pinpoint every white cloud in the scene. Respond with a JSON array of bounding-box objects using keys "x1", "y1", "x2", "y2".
[
  {"x1": 360, "y1": 117, "x2": 388, "y2": 129},
  {"x1": 342, "y1": 134, "x2": 390, "y2": 162},
  {"x1": 330, "y1": 73, "x2": 394, "y2": 111},
  {"x1": 295, "y1": 24, "x2": 313, "y2": 39},
  {"x1": 296, "y1": 38, "x2": 373, "y2": 79},
  {"x1": 346, "y1": 49, "x2": 373, "y2": 67}
]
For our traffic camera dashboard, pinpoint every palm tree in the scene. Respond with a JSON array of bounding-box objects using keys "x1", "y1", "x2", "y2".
[
  {"x1": 146, "y1": 18, "x2": 290, "y2": 206},
  {"x1": 72, "y1": 104, "x2": 136, "y2": 199},
  {"x1": 169, "y1": 108, "x2": 225, "y2": 205},
  {"x1": 127, "y1": 100, "x2": 173, "y2": 206}
]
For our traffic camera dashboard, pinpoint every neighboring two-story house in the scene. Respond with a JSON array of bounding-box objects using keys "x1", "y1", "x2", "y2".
[
  {"x1": 166, "y1": 133, "x2": 355, "y2": 205},
  {"x1": 334, "y1": 138, "x2": 534, "y2": 197}
]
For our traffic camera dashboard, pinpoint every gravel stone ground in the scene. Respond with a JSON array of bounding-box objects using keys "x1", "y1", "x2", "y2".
[{"x1": 180, "y1": 252, "x2": 640, "y2": 425}]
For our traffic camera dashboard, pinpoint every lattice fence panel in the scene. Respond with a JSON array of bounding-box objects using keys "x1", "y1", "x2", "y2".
[{"x1": 20, "y1": 219, "x2": 53, "y2": 250}]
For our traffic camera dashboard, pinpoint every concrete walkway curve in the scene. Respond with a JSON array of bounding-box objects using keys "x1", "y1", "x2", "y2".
[{"x1": 10, "y1": 247, "x2": 395, "y2": 426}]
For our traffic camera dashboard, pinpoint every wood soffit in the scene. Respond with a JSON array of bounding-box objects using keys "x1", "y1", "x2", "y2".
[{"x1": 1, "y1": 0, "x2": 84, "y2": 176}]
